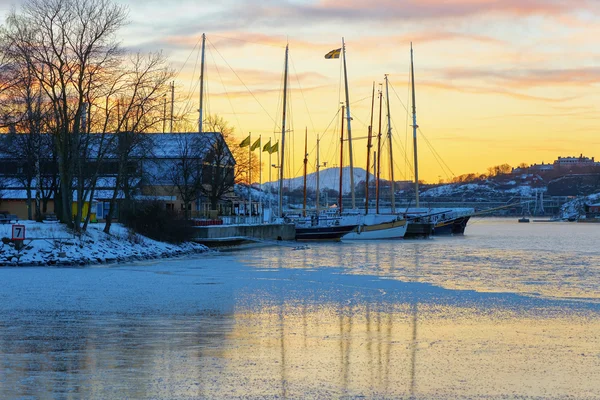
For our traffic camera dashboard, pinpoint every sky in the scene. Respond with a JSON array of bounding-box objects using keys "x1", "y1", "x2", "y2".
[{"x1": 2, "y1": 0, "x2": 600, "y2": 183}]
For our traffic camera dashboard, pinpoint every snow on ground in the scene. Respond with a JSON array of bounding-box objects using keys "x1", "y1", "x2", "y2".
[
  {"x1": 0, "y1": 221, "x2": 208, "y2": 267},
  {"x1": 560, "y1": 192, "x2": 600, "y2": 220}
]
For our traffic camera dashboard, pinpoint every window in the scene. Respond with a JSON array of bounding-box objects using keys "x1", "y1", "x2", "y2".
[{"x1": 166, "y1": 203, "x2": 174, "y2": 211}]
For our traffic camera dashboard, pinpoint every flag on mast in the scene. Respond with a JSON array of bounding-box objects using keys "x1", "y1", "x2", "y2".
[
  {"x1": 239, "y1": 135, "x2": 251, "y2": 147},
  {"x1": 250, "y1": 137, "x2": 261, "y2": 151},
  {"x1": 324, "y1": 48, "x2": 341, "y2": 59},
  {"x1": 262, "y1": 139, "x2": 272, "y2": 153},
  {"x1": 270, "y1": 141, "x2": 279, "y2": 154}
]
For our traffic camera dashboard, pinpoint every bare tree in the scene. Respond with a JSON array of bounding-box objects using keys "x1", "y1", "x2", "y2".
[
  {"x1": 0, "y1": 56, "x2": 52, "y2": 220},
  {"x1": 165, "y1": 134, "x2": 205, "y2": 220},
  {"x1": 2, "y1": 0, "x2": 128, "y2": 230},
  {"x1": 198, "y1": 133, "x2": 236, "y2": 211},
  {"x1": 101, "y1": 52, "x2": 173, "y2": 234},
  {"x1": 205, "y1": 114, "x2": 258, "y2": 184}
]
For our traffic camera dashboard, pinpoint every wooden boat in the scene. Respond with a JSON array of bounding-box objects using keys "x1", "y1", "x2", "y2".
[
  {"x1": 295, "y1": 223, "x2": 358, "y2": 241},
  {"x1": 343, "y1": 218, "x2": 407, "y2": 240},
  {"x1": 403, "y1": 44, "x2": 472, "y2": 237}
]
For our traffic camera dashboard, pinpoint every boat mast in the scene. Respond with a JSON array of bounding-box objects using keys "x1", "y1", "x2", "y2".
[
  {"x1": 385, "y1": 75, "x2": 395, "y2": 214},
  {"x1": 376, "y1": 85, "x2": 383, "y2": 214},
  {"x1": 365, "y1": 82, "x2": 375, "y2": 215},
  {"x1": 170, "y1": 81, "x2": 174, "y2": 133},
  {"x1": 342, "y1": 38, "x2": 355, "y2": 209},
  {"x1": 303, "y1": 127, "x2": 308, "y2": 217},
  {"x1": 411, "y1": 43, "x2": 420, "y2": 208},
  {"x1": 316, "y1": 136, "x2": 320, "y2": 213},
  {"x1": 279, "y1": 44, "x2": 289, "y2": 218},
  {"x1": 199, "y1": 33, "x2": 206, "y2": 133},
  {"x1": 339, "y1": 105, "x2": 345, "y2": 213}
]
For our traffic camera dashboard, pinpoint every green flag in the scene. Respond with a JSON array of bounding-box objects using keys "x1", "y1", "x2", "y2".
[
  {"x1": 270, "y1": 141, "x2": 279, "y2": 154},
  {"x1": 262, "y1": 139, "x2": 272, "y2": 153},
  {"x1": 239, "y1": 135, "x2": 250, "y2": 147},
  {"x1": 250, "y1": 137, "x2": 261, "y2": 151}
]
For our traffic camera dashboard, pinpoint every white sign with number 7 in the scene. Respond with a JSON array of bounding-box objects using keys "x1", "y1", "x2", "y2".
[{"x1": 12, "y1": 225, "x2": 26, "y2": 241}]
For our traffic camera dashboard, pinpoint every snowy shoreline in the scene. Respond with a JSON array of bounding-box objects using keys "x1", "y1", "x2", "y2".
[{"x1": 0, "y1": 221, "x2": 209, "y2": 267}]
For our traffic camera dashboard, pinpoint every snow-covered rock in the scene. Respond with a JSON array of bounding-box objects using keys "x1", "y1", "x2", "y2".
[{"x1": 559, "y1": 193, "x2": 600, "y2": 220}]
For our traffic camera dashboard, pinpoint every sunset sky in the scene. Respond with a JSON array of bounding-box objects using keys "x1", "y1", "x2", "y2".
[{"x1": 2, "y1": 0, "x2": 600, "y2": 183}]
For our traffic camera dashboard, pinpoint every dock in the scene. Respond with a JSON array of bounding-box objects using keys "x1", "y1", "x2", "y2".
[{"x1": 193, "y1": 223, "x2": 296, "y2": 247}]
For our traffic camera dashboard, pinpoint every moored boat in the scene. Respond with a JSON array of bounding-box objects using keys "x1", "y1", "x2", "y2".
[
  {"x1": 433, "y1": 215, "x2": 471, "y2": 234},
  {"x1": 343, "y1": 217, "x2": 408, "y2": 240},
  {"x1": 295, "y1": 223, "x2": 358, "y2": 241}
]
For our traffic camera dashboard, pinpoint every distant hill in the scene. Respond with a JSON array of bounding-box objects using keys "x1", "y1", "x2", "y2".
[{"x1": 262, "y1": 166, "x2": 375, "y2": 194}]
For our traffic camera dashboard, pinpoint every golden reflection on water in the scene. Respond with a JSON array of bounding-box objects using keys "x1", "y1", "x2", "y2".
[
  {"x1": 3, "y1": 304, "x2": 600, "y2": 398},
  {"x1": 245, "y1": 237, "x2": 600, "y2": 301},
  {"x1": 217, "y1": 303, "x2": 600, "y2": 398}
]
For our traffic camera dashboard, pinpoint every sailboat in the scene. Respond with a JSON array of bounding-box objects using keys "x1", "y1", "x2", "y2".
[
  {"x1": 342, "y1": 78, "x2": 409, "y2": 240},
  {"x1": 293, "y1": 133, "x2": 358, "y2": 241},
  {"x1": 401, "y1": 43, "x2": 471, "y2": 237},
  {"x1": 276, "y1": 45, "x2": 357, "y2": 241}
]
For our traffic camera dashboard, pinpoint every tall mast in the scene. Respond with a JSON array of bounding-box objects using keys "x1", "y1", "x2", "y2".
[
  {"x1": 199, "y1": 33, "x2": 206, "y2": 133},
  {"x1": 365, "y1": 82, "x2": 375, "y2": 215},
  {"x1": 302, "y1": 127, "x2": 308, "y2": 217},
  {"x1": 342, "y1": 38, "x2": 355, "y2": 209},
  {"x1": 376, "y1": 85, "x2": 383, "y2": 214},
  {"x1": 411, "y1": 43, "x2": 420, "y2": 208},
  {"x1": 316, "y1": 136, "x2": 320, "y2": 213},
  {"x1": 170, "y1": 81, "x2": 174, "y2": 133},
  {"x1": 385, "y1": 75, "x2": 395, "y2": 214},
  {"x1": 162, "y1": 95, "x2": 166, "y2": 133},
  {"x1": 248, "y1": 132, "x2": 252, "y2": 218},
  {"x1": 279, "y1": 44, "x2": 289, "y2": 218},
  {"x1": 339, "y1": 105, "x2": 345, "y2": 213}
]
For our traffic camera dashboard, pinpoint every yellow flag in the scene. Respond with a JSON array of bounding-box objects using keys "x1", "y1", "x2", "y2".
[
  {"x1": 250, "y1": 137, "x2": 261, "y2": 151},
  {"x1": 324, "y1": 48, "x2": 341, "y2": 59},
  {"x1": 270, "y1": 141, "x2": 279, "y2": 154},
  {"x1": 239, "y1": 135, "x2": 250, "y2": 147}
]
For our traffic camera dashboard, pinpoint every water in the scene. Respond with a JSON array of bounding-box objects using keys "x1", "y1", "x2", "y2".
[{"x1": 1, "y1": 219, "x2": 599, "y2": 398}]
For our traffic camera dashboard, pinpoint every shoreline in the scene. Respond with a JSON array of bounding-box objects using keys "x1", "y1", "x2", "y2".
[{"x1": 0, "y1": 221, "x2": 209, "y2": 267}]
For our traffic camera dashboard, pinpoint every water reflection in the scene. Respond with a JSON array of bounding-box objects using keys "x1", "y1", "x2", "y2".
[
  {"x1": 1, "y1": 220, "x2": 600, "y2": 398},
  {"x1": 243, "y1": 221, "x2": 600, "y2": 301}
]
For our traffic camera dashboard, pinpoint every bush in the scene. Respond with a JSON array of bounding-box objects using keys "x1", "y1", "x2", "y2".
[{"x1": 122, "y1": 201, "x2": 197, "y2": 244}]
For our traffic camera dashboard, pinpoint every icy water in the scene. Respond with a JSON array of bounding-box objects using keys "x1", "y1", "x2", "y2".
[{"x1": 1, "y1": 219, "x2": 600, "y2": 399}]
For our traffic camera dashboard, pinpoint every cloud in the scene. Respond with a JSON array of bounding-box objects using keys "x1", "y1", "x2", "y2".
[
  {"x1": 419, "y1": 80, "x2": 576, "y2": 103},
  {"x1": 441, "y1": 66, "x2": 600, "y2": 88},
  {"x1": 286, "y1": 0, "x2": 598, "y2": 23}
]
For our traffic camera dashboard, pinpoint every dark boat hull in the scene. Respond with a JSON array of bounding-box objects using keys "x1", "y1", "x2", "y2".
[
  {"x1": 404, "y1": 222, "x2": 434, "y2": 238},
  {"x1": 295, "y1": 224, "x2": 358, "y2": 241},
  {"x1": 433, "y1": 216, "x2": 471, "y2": 235}
]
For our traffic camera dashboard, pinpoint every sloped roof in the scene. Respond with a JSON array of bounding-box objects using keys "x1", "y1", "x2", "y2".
[{"x1": 0, "y1": 132, "x2": 235, "y2": 164}]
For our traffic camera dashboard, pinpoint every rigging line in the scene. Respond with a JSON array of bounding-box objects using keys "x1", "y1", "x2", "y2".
[
  {"x1": 271, "y1": 53, "x2": 285, "y2": 136},
  {"x1": 208, "y1": 45, "x2": 244, "y2": 139},
  {"x1": 390, "y1": 117, "x2": 409, "y2": 173},
  {"x1": 350, "y1": 95, "x2": 372, "y2": 106},
  {"x1": 390, "y1": 78, "x2": 455, "y2": 180},
  {"x1": 207, "y1": 37, "x2": 278, "y2": 125},
  {"x1": 418, "y1": 128, "x2": 455, "y2": 179},
  {"x1": 187, "y1": 41, "x2": 202, "y2": 104},
  {"x1": 210, "y1": 33, "x2": 286, "y2": 49},
  {"x1": 389, "y1": 113, "x2": 410, "y2": 174},
  {"x1": 388, "y1": 79, "x2": 413, "y2": 176},
  {"x1": 405, "y1": 66, "x2": 411, "y2": 177},
  {"x1": 289, "y1": 54, "x2": 316, "y2": 134},
  {"x1": 173, "y1": 35, "x2": 203, "y2": 81}
]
